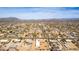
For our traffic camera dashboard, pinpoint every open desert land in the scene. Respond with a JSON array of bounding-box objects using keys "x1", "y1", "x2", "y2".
[{"x1": 0, "y1": 19, "x2": 79, "y2": 51}]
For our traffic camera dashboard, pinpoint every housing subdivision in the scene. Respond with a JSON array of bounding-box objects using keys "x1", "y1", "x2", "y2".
[{"x1": 0, "y1": 21, "x2": 79, "y2": 51}]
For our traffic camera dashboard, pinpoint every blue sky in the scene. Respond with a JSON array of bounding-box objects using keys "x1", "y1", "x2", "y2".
[{"x1": 0, "y1": 7, "x2": 79, "y2": 19}]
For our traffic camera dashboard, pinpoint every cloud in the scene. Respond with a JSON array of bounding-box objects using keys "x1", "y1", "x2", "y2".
[{"x1": 0, "y1": 7, "x2": 79, "y2": 19}]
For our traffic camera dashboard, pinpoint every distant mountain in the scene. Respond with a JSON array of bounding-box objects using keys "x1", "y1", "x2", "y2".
[
  {"x1": 0, "y1": 17, "x2": 79, "y2": 22},
  {"x1": 0, "y1": 17, "x2": 20, "y2": 21}
]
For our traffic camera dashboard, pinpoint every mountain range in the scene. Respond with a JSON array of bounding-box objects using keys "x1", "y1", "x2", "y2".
[{"x1": 0, "y1": 17, "x2": 79, "y2": 22}]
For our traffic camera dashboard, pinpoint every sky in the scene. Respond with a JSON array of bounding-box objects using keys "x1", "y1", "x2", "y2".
[{"x1": 0, "y1": 7, "x2": 79, "y2": 19}]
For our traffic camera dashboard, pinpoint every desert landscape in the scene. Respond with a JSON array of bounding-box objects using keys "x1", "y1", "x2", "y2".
[{"x1": 0, "y1": 17, "x2": 79, "y2": 51}]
